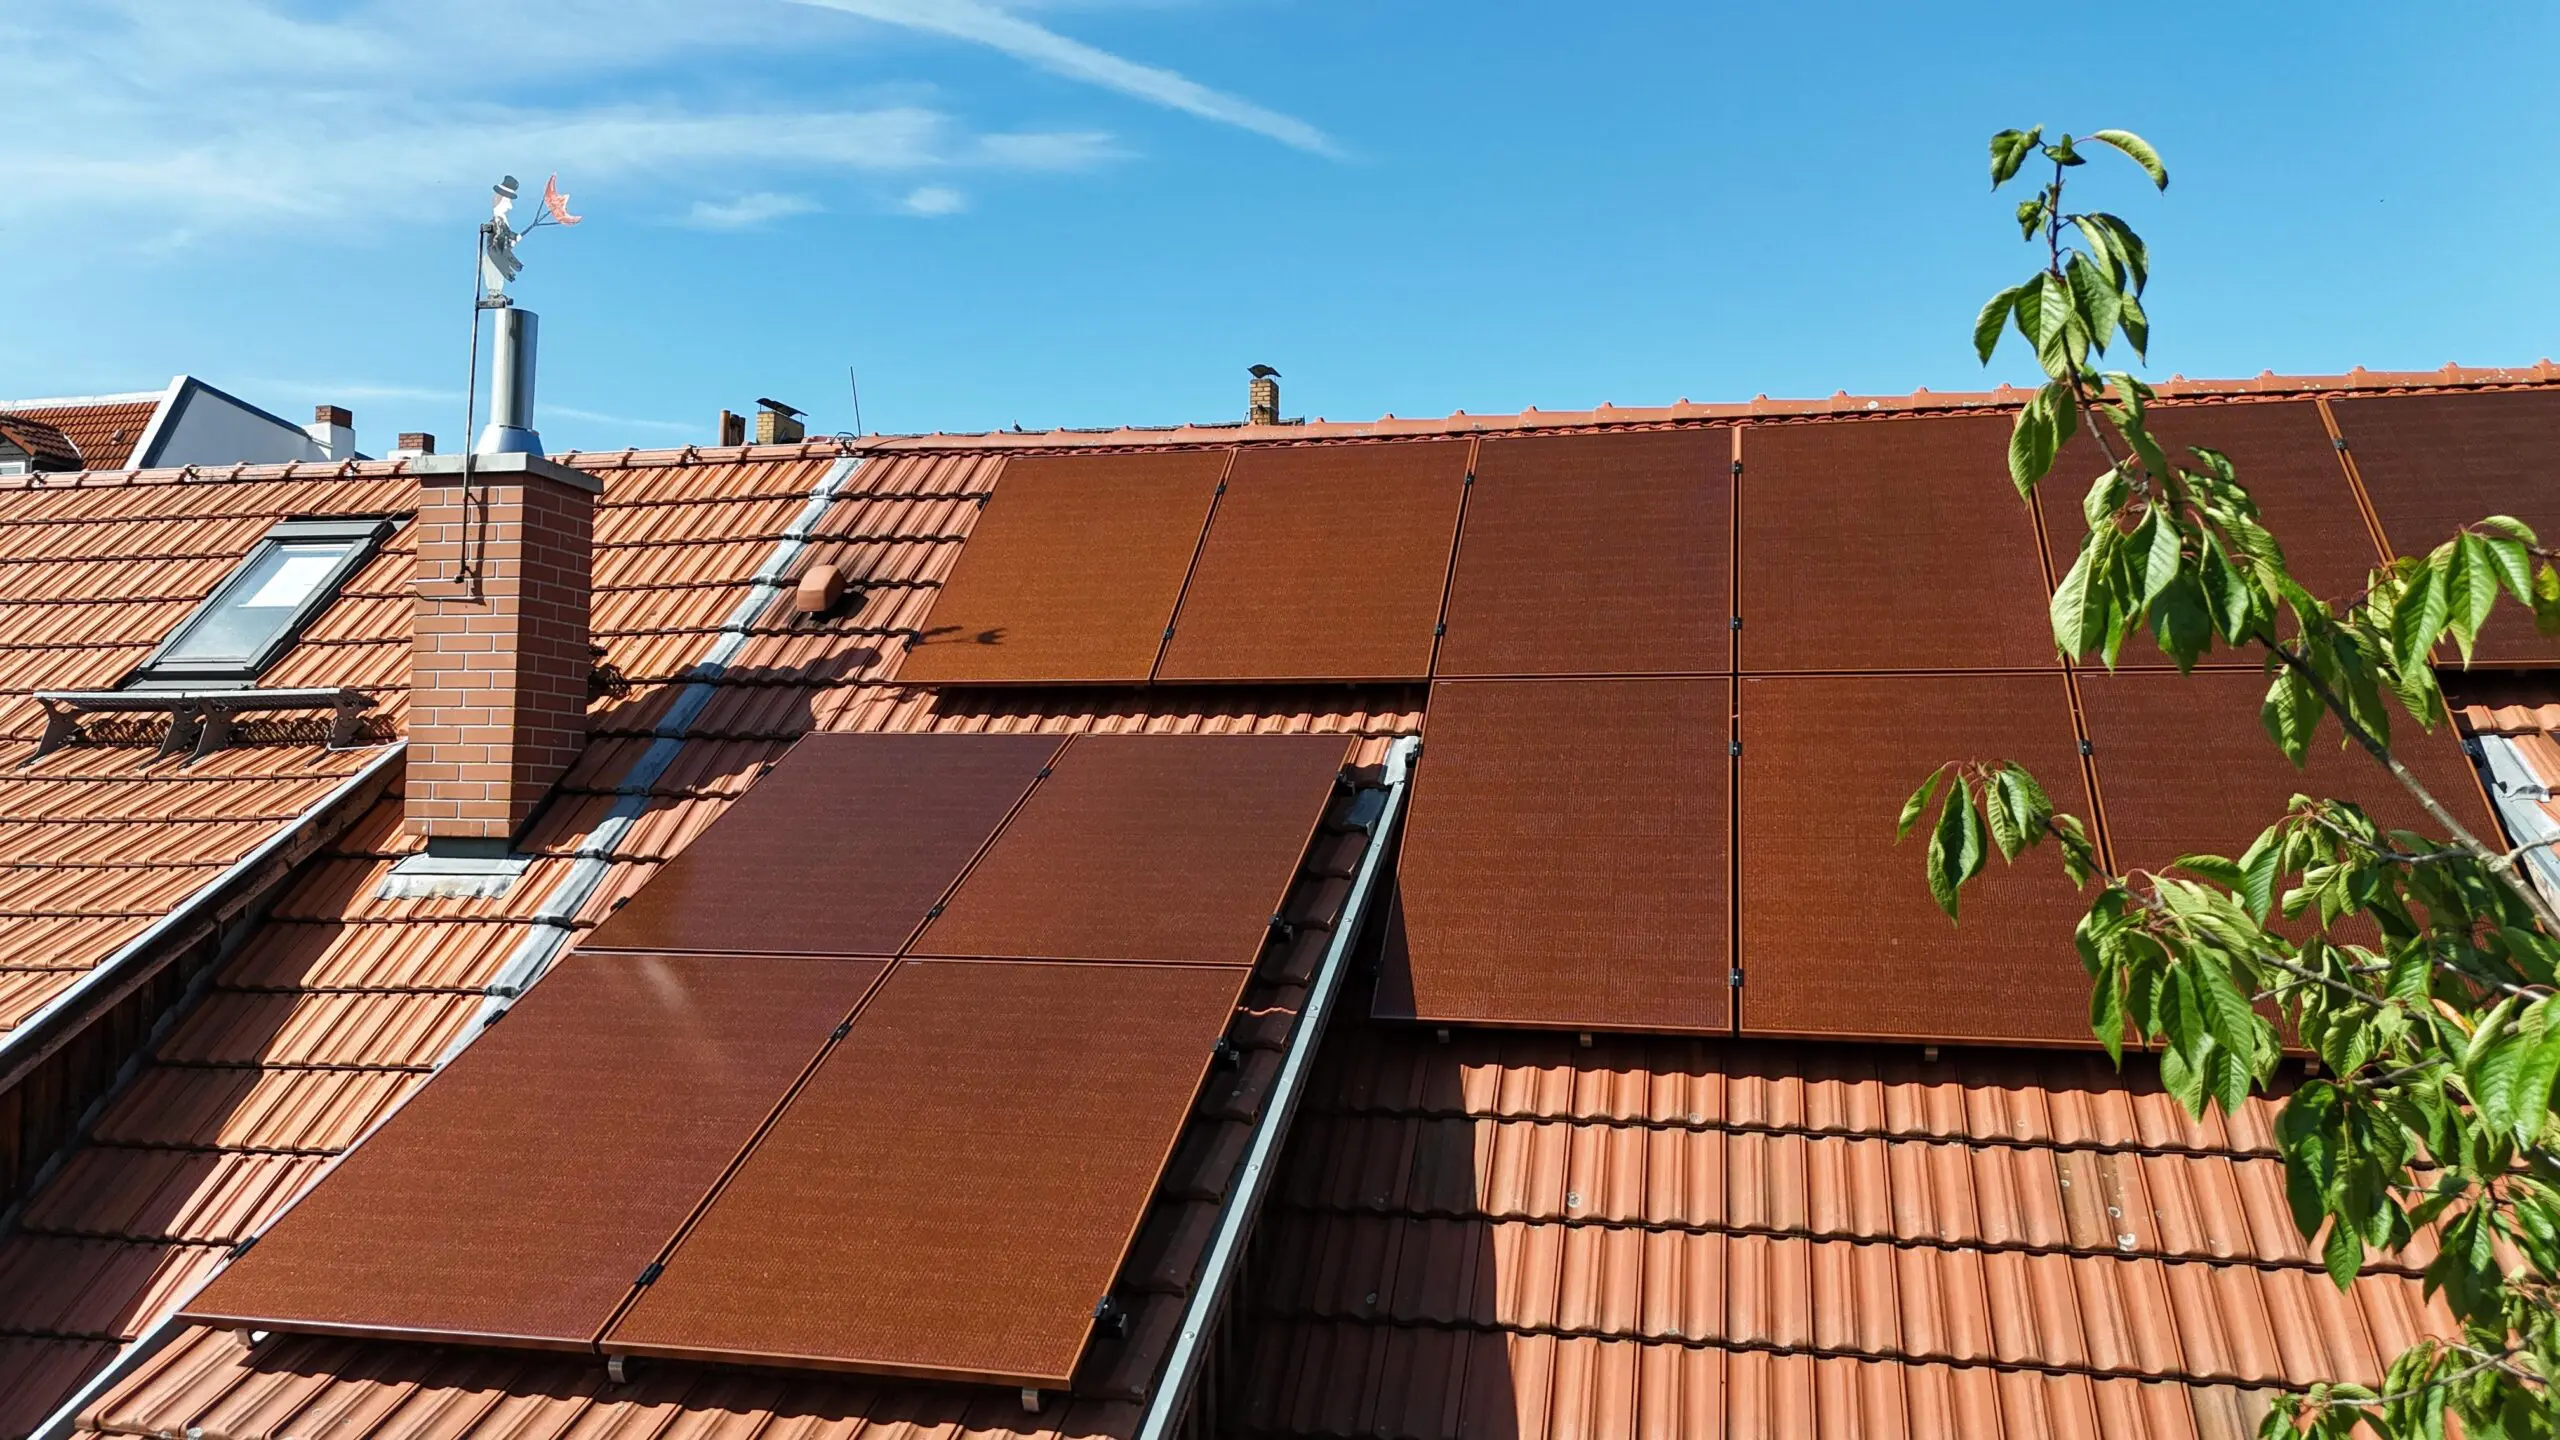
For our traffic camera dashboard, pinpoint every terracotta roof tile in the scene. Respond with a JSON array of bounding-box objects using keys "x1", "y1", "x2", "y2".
[
  {"x1": 1222, "y1": 1013, "x2": 2457, "y2": 1436},
  {"x1": 0, "y1": 401, "x2": 161, "y2": 470}
]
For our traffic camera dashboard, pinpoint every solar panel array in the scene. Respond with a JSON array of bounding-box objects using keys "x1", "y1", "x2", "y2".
[
  {"x1": 1375, "y1": 392, "x2": 2522, "y2": 1041},
  {"x1": 2331, "y1": 388, "x2": 2560, "y2": 668},
  {"x1": 184, "y1": 731, "x2": 1354, "y2": 1387},
  {"x1": 897, "y1": 451, "x2": 1226, "y2": 684}
]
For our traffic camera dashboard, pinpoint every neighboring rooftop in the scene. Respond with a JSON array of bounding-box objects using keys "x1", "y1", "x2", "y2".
[{"x1": 0, "y1": 380, "x2": 364, "y2": 472}]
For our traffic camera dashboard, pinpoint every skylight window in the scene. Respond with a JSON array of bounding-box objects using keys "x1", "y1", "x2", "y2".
[{"x1": 133, "y1": 517, "x2": 390, "y2": 687}]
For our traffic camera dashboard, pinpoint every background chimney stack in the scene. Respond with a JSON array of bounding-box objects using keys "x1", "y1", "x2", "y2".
[
  {"x1": 391, "y1": 432, "x2": 437, "y2": 459},
  {"x1": 1248, "y1": 365, "x2": 1281, "y2": 426},
  {"x1": 718, "y1": 409, "x2": 746, "y2": 446},
  {"x1": 307, "y1": 404, "x2": 357, "y2": 459},
  {"x1": 754, "y1": 398, "x2": 806, "y2": 444}
]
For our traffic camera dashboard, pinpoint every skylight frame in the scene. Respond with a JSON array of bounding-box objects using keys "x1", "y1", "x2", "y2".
[{"x1": 130, "y1": 516, "x2": 392, "y2": 689}]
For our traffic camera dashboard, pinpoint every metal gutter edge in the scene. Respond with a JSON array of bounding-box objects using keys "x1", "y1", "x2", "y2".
[
  {"x1": 0, "y1": 742, "x2": 405, "y2": 1094},
  {"x1": 1135, "y1": 734, "x2": 1420, "y2": 1440},
  {"x1": 31, "y1": 453, "x2": 866, "y2": 1440},
  {"x1": 2479, "y1": 734, "x2": 2560, "y2": 904}
]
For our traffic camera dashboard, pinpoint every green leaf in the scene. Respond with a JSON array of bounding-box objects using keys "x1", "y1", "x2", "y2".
[
  {"x1": 2513, "y1": 1001, "x2": 2560, "y2": 1146},
  {"x1": 2080, "y1": 213, "x2": 2149, "y2": 292},
  {"x1": 2149, "y1": 572, "x2": 2213, "y2": 671},
  {"x1": 2116, "y1": 288, "x2": 2148, "y2": 360},
  {"x1": 2087, "y1": 129, "x2": 2168, "y2": 189},
  {"x1": 1973, "y1": 284, "x2": 2027, "y2": 365},
  {"x1": 2030, "y1": 272, "x2": 2078, "y2": 374},
  {"x1": 2138, "y1": 506, "x2": 2182, "y2": 605},
  {"x1": 2319, "y1": 1216, "x2": 2362, "y2": 1291},
  {"x1": 2237, "y1": 830, "x2": 2282, "y2": 922},
  {"x1": 2392, "y1": 558, "x2": 2450, "y2": 673},
  {"x1": 2448, "y1": 531, "x2": 2501, "y2": 663},
  {"x1": 1984, "y1": 769, "x2": 2025, "y2": 861},
  {"x1": 2482, "y1": 532, "x2": 2534, "y2": 605},
  {"x1": 2065, "y1": 252, "x2": 2120, "y2": 354},
  {"x1": 1924, "y1": 776, "x2": 1967, "y2": 921},
  {"x1": 2261, "y1": 668, "x2": 2320, "y2": 766},
  {"x1": 1952, "y1": 777, "x2": 1987, "y2": 888},
  {"x1": 2052, "y1": 813, "x2": 2095, "y2": 887},
  {"x1": 1897, "y1": 765, "x2": 1949, "y2": 842},
  {"x1": 1989, "y1": 127, "x2": 2042, "y2": 188},
  {"x1": 2537, "y1": 560, "x2": 2560, "y2": 636},
  {"x1": 2008, "y1": 380, "x2": 2076, "y2": 496}
]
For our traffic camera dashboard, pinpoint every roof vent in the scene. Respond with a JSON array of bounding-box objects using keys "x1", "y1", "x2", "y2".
[
  {"x1": 755, "y1": 398, "x2": 806, "y2": 445},
  {"x1": 1248, "y1": 365, "x2": 1280, "y2": 426}
]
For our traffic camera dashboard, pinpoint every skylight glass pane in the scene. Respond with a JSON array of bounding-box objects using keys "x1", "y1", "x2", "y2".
[{"x1": 160, "y1": 540, "x2": 354, "y2": 667}]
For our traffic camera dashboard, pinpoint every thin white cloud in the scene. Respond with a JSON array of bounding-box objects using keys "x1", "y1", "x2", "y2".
[
  {"x1": 0, "y1": 0, "x2": 1123, "y2": 240},
  {"x1": 685, "y1": 192, "x2": 824, "y2": 230},
  {"x1": 900, "y1": 184, "x2": 967, "y2": 216},
  {"x1": 248, "y1": 380, "x2": 463, "y2": 403},
  {"x1": 546, "y1": 405, "x2": 698, "y2": 433},
  {"x1": 795, "y1": 0, "x2": 1337, "y2": 156}
]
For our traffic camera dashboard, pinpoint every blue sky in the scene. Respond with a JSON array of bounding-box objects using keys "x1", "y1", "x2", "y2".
[{"x1": 4, "y1": 1, "x2": 2555, "y2": 454}]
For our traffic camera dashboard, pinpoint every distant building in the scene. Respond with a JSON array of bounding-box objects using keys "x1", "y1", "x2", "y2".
[{"x1": 0, "y1": 376, "x2": 361, "y2": 474}]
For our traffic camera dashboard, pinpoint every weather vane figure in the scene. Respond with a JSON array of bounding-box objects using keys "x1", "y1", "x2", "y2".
[{"x1": 477, "y1": 174, "x2": 581, "y2": 309}]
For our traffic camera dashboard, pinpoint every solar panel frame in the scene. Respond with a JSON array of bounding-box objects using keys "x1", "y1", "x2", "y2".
[
  {"x1": 896, "y1": 450, "x2": 1230, "y2": 684},
  {"x1": 1380, "y1": 678, "x2": 1732, "y2": 1033},
  {"x1": 179, "y1": 952, "x2": 886, "y2": 1350},
  {"x1": 912, "y1": 732, "x2": 1352, "y2": 966},
  {"x1": 1155, "y1": 440, "x2": 1470, "y2": 682},
  {"x1": 2330, "y1": 388, "x2": 2560, "y2": 667},
  {"x1": 581, "y1": 732, "x2": 1065, "y2": 958},
  {"x1": 602, "y1": 958, "x2": 1248, "y2": 1388},
  {"x1": 1737, "y1": 412, "x2": 2059, "y2": 673},
  {"x1": 2046, "y1": 401, "x2": 2383, "y2": 668},
  {"x1": 1434, "y1": 428, "x2": 1732, "y2": 678},
  {"x1": 1735, "y1": 673, "x2": 2099, "y2": 1046},
  {"x1": 2078, "y1": 668, "x2": 2498, "y2": 873}
]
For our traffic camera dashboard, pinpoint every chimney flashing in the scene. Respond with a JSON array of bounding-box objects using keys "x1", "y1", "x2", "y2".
[{"x1": 409, "y1": 450, "x2": 601, "y2": 493}]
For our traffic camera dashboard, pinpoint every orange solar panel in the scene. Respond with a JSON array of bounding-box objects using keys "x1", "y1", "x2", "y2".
[
  {"x1": 899, "y1": 451, "x2": 1228, "y2": 683},
  {"x1": 2330, "y1": 389, "x2": 2560, "y2": 667},
  {"x1": 913, "y1": 733, "x2": 1351, "y2": 966},
  {"x1": 582, "y1": 733, "x2": 1063, "y2": 957},
  {"x1": 2048, "y1": 401, "x2": 2382, "y2": 662},
  {"x1": 2080, "y1": 668, "x2": 2496, "y2": 869},
  {"x1": 604, "y1": 958, "x2": 1246, "y2": 1387},
  {"x1": 1736, "y1": 673, "x2": 2097, "y2": 1046},
  {"x1": 1737, "y1": 413, "x2": 2057, "y2": 672},
  {"x1": 1156, "y1": 440, "x2": 1468, "y2": 681},
  {"x1": 1435, "y1": 428, "x2": 1731, "y2": 678},
  {"x1": 1381, "y1": 678, "x2": 1731, "y2": 1033},
  {"x1": 180, "y1": 953, "x2": 882, "y2": 1349}
]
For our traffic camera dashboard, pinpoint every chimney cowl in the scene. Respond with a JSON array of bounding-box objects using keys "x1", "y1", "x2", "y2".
[
  {"x1": 754, "y1": 398, "x2": 806, "y2": 445},
  {"x1": 476, "y1": 307, "x2": 543, "y2": 456}
]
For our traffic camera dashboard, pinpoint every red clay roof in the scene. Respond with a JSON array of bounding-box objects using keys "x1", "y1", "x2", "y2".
[
  {"x1": 0, "y1": 400, "x2": 165, "y2": 471},
  {"x1": 0, "y1": 365, "x2": 2549, "y2": 1439},
  {"x1": 0, "y1": 420, "x2": 81, "y2": 472}
]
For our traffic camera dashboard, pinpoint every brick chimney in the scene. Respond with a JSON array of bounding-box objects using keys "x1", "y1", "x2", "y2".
[
  {"x1": 405, "y1": 452, "x2": 599, "y2": 851},
  {"x1": 754, "y1": 398, "x2": 806, "y2": 444},
  {"x1": 1247, "y1": 365, "x2": 1281, "y2": 426},
  {"x1": 306, "y1": 404, "x2": 357, "y2": 460}
]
